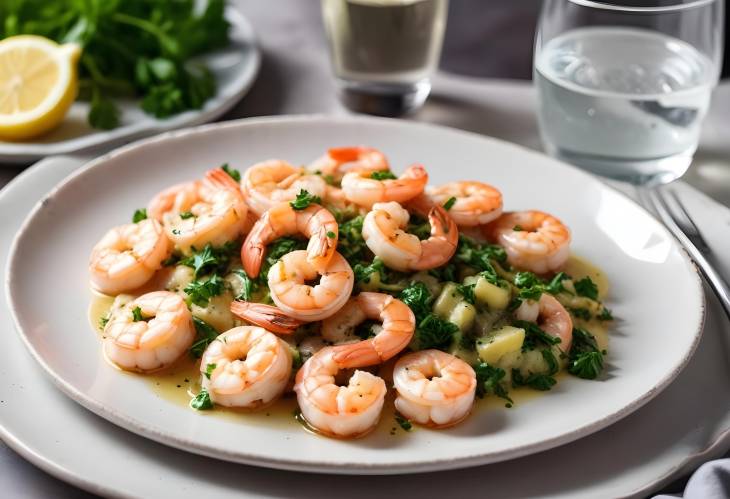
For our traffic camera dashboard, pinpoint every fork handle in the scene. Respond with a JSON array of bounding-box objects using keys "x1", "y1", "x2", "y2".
[{"x1": 646, "y1": 188, "x2": 730, "y2": 321}]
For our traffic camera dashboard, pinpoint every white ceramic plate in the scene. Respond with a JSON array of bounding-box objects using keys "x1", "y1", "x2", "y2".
[
  {"x1": 3, "y1": 156, "x2": 730, "y2": 498},
  {"x1": 5, "y1": 116, "x2": 704, "y2": 474},
  {"x1": 0, "y1": 7, "x2": 260, "y2": 164}
]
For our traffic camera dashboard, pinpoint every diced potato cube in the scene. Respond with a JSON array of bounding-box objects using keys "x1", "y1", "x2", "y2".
[
  {"x1": 433, "y1": 283, "x2": 462, "y2": 319},
  {"x1": 192, "y1": 291, "x2": 236, "y2": 332},
  {"x1": 477, "y1": 326, "x2": 525, "y2": 364},
  {"x1": 448, "y1": 301, "x2": 476, "y2": 332},
  {"x1": 474, "y1": 277, "x2": 511, "y2": 310}
]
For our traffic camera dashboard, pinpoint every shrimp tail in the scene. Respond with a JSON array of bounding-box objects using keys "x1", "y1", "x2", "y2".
[
  {"x1": 331, "y1": 340, "x2": 383, "y2": 368},
  {"x1": 230, "y1": 301, "x2": 303, "y2": 334},
  {"x1": 327, "y1": 147, "x2": 361, "y2": 163}
]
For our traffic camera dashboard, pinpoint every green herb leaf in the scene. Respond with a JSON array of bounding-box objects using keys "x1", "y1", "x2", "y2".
[
  {"x1": 184, "y1": 274, "x2": 225, "y2": 307},
  {"x1": 597, "y1": 307, "x2": 614, "y2": 321},
  {"x1": 414, "y1": 314, "x2": 459, "y2": 351},
  {"x1": 179, "y1": 242, "x2": 237, "y2": 278},
  {"x1": 567, "y1": 328, "x2": 605, "y2": 379},
  {"x1": 370, "y1": 170, "x2": 397, "y2": 181},
  {"x1": 99, "y1": 316, "x2": 109, "y2": 329},
  {"x1": 132, "y1": 208, "x2": 147, "y2": 223},
  {"x1": 474, "y1": 362, "x2": 513, "y2": 404},
  {"x1": 290, "y1": 189, "x2": 321, "y2": 210},
  {"x1": 190, "y1": 389, "x2": 214, "y2": 410},
  {"x1": 570, "y1": 307, "x2": 592, "y2": 321},
  {"x1": 456, "y1": 283, "x2": 476, "y2": 304},
  {"x1": 89, "y1": 88, "x2": 120, "y2": 130},
  {"x1": 232, "y1": 270, "x2": 257, "y2": 301},
  {"x1": 221, "y1": 163, "x2": 241, "y2": 182},
  {"x1": 512, "y1": 369, "x2": 557, "y2": 391},
  {"x1": 190, "y1": 317, "x2": 219, "y2": 358},
  {"x1": 395, "y1": 413, "x2": 412, "y2": 431},
  {"x1": 574, "y1": 277, "x2": 599, "y2": 300},
  {"x1": 179, "y1": 211, "x2": 194, "y2": 219},
  {"x1": 326, "y1": 231, "x2": 336, "y2": 239},
  {"x1": 204, "y1": 363, "x2": 217, "y2": 380},
  {"x1": 443, "y1": 196, "x2": 457, "y2": 211},
  {"x1": 399, "y1": 281, "x2": 433, "y2": 323},
  {"x1": 513, "y1": 320, "x2": 562, "y2": 351},
  {"x1": 131, "y1": 306, "x2": 144, "y2": 322}
]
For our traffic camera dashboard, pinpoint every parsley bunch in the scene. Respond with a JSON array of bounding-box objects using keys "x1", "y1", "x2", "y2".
[
  {"x1": 399, "y1": 282, "x2": 459, "y2": 351},
  {"x1": 1, "y1": 0, "x2": 230, "y2": 129},
  {"x1": 567, "y1": 328, "x2": 606, "y2": 380}
]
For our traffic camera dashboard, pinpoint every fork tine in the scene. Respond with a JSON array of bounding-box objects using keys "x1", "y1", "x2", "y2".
[{"x1": 656, "y1": 188, "x2": 712, "y2": 253}]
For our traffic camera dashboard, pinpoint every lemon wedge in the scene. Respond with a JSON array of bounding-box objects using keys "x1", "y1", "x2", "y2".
[{"x1": 0, "y1": 35, "x2": 81, "y2": 141}]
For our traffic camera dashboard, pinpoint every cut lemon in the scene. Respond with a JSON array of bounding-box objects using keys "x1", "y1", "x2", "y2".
[{"x1": 0, "y1": 35, "x2": 81, "y2": 141}]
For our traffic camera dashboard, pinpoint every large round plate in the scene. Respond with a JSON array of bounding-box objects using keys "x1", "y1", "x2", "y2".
[
  {"x1": 5, "y1": 116, "x2": 704, "y2": 474},
  {"x1": 0, "y1": 6, "x2": 260, "y2": 164}
]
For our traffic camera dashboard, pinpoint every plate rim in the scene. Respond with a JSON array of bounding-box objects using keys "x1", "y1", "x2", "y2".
[
  {"x1": 0, "y1": 5, "x2": 261, "y2": 164},
  {"x1": 4, "y1": 115, "x2": 706, "y2": 473}
]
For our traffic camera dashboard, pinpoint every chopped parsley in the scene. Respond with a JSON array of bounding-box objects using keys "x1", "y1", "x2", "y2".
[
  {"x1": 290, "y1": 189, "x2": 321, "y2": 210},
  {"x1": 337, "y1": 215, "x2": 368, "y2": 264},
  {"x1": 456, "y1": 235, "x2": 507, "y2": 275},
  {"x1": 99, "y1": 316, "x2": 109, "y2": 329},
  {"x1": 513, "y1": 271, "x2": 570, "y2": 300},
  {"x1": 190, "y1": 389, "x2": 214, "y2": 410},
  {"x1": 370, "y1": 170, "x2": 397, "y2": 181},
  {"x1": 455, "y1": 283, "x2": 476, "y2": 304},
  {"x1": 221, "y1": 163, "x2": 241, "y2": 182},
  {"x1": 190, "y1": 317, "x2": 219, "y2": 358},
  {"x1": 513, "y1": 320, "x2": 561, "y2": 351},
  {"x1": 262, "y1": 237, "x2": 307, "y2": 278},
  {"x1": 395, "y1": 413, "x2": 412, "y2": 431},
  {"x1": 512, "y1": 369, "x2": 557, "y2": 391},
  {"x1": 132, "y1": 208, "x2": 147, "y2": 223},
  {"x1": 413, "y1": 314, "x2": 459, "y2": 351},
  {"x1": 574, "y1": 277, "x2": 599, "y2": 300},
  {"x1": 428, "y1": 262, "x2": 457, "y2": 282},
  {"x1": 353, "y1": 257, "x2": 385, "y2": 284},
  {"x1": 326, "y1": 230, "x2": 336, "y2": 239},
  {"x1": 172, "y1": 229, "x2": 181, "y2": 235},
  {"x1": 179, "y1": 211, "x2": 195, "y2": 219},
  {"x1": 513, "y1": 225, "x2": 524, "y2": 231},
  {"x1": 597, "y1": 307, "x2": 614, "y2": 321},
  {"x1": 474, "y1": 363, "x2": 513, "y2": 405},
  {"x1": 180, "y1": 242, "x2": 238, "y2": 278},
  {"x1": 131, "y1": 306, "x2": 145, "y2": 322},
  {"x1": 443, "y1": 196, "x2": 457, "y2": 211},
  {"x1": 354, "y1": 320, "x2": 377, "y2": 340},
  {"x1": 184, "y1": 274, "x2": 225, "y2": 307},
  {"x1": 567, "y1": 328, "x2": 605, "y2": 380},
  {"x1": 570, "y1": 307, "x2": 592, "y2": 321},
  {"x1": 231, "y1": 270, "x2": 257, "y2": 301},
  {"x1": 204, "y1": 363, "x2": 217, "y2": 379},
  {"x1": 399, "y1": 281, "x2": 433, "y2": 322}
]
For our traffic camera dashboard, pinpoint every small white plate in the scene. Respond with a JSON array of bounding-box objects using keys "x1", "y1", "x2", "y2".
[
  {"x1": 0, "y1": 7, "x2": 260, "y2": 164},
  {"x1": 5, "y1": 116, "x2": 704, "y2": 474}
]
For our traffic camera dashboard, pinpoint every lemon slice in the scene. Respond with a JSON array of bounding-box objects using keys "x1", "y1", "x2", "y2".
[{"x1": 0, "y1": 35, "x2": 81, "y2": 141}]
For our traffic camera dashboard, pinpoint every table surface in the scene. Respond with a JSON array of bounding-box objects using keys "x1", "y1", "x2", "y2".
[{"x1": 3, "y1": 1, "x2": 730, "y2": 497}]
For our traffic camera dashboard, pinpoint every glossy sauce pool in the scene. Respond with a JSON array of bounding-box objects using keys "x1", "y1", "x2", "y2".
[{"x1": 88, "y1": 254, "x2": 610, "y2": 436}]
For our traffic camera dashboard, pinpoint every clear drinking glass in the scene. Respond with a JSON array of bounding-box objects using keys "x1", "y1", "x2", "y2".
[
  {"x1": 534, "y1": 0, "x2": 724, "y2": 185},
  {"x1": 321, "y1": 0, "x2": 448, "y2": 117}
]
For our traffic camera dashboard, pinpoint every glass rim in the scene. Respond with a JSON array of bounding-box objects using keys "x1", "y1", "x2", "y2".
[{"x1": 567, "y1": 0, "x2": 719, "y2": 13}]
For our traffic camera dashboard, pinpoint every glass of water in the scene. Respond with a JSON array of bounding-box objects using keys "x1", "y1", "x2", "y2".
[
  {"x1": 534, "y1": 0, "x2": 724, "y2": 185},
  {"x1": 321, "y1": 0, "x2": 448, "y2": 116}
]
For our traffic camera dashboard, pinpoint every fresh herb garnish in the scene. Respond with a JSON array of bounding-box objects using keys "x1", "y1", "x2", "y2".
[
  {"x1": 570, "y1": 307, "x2": 592, "y2": 321},
  {"x1": 456, "y1": 235, "x2": 507, "y2": 275},
  {"x1": 172, "y1": 229, "x2": 181, "y2": 235},
  {"x1": 513, "y1": 320, "x2": 562, "y2": 351},
  {"x1": 179, "y1": 211, "x2": 194, "y2": 219},
  {"x1": 597, "y1": 307, "x2": 614, "y2": 321},
  {"x1": 262, "y1": 237, "x2": 308, "y2": 278},
  {"x1": 337, "y1": 215, "x2": 367, "y2": 264},
  {"x1": 231, "y1": 270, "x2": 257, "y2": 301},
  {"x1": 2, "y1": 0, "x2": 231, "y2": 128},
  {"x1": 370, "y1": 170, "x2": 397, "y2": 181},
  {"x1": 290, "y1": 189, "x2": 321, "y2": 210},
  {"x1": 221, "y1": 163, "x2": 240, "y2": 182},
  {"x1": 399, "y1": 281, "x2": 433, "y2": 322},
  {"x1": 395, "y1": 413, "x2": 412, "y2": 431},
  {"x1": 512, "y1": 369, "x2": 557, "y2": 391},
  {"x1": 204, "y1": 363, "x2": 217, "y2": 380},
  {"x1": 179, "y1": 242, "x2": 237, "y2": 278},
  {"x1": 99, "y1": 316, "x2": 110, "y2": 329},
  {"x1": 474, "y1": 363, "x2": 513, "y2": 404},
  {"x1": 190, "y1": 317, "x2": 219, "y2": 358},
  {"x1": 131, "y1": 306, "x2": 145, "y2": 322},
  {"x1": 132, "y1": 208, "x2": 147, "y2": 223},
  {"x1": 326, "y1": 231, "x2": 336, "y2": 239},
  {"x1": 567, "y1": 328, "x2": 605, "y2": 379},
  {"x1": 455, "y1": 283, "x2": 476, "y2": 304},
  {"x1": 190, "y1": 389, "x2": 214, "y2": 410},
  {"x1": 413, "y1": 314, "x2": 459, "y2": 351},
  {"x1": 574, "y1": 277, "x2": 599, "y2": 300},
  {"x1": 184, "y1": 274, "x2": 225, "y2": 307},
  {"x1": 513, "y1": 225, "x2": 524, "y2": 231},
  {"x1": 443, "y1": 196, "x2": 457, "y2": 211}
]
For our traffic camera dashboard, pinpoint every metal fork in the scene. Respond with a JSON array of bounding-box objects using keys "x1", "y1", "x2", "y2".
[{"x1": 638, "y1": 186, "x2": 730, "y2": 321}]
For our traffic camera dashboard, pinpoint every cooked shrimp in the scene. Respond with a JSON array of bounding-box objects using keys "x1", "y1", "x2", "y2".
[
  {"x1": 241, "y1": 202, "x2": 338, "y2": 278},
  {"x1": 326, "y1": 293, "x2": 415, "y2": 368},
  {"x1": 393, "y1": 350, "x2": 477, "y2": 428},
  {"x1": 230, "y1": 301, "x2": 304, "y2": 334},
  {"x1": 362, "y1": 200, "x2": 458, "y2": 272},
  {"x1": 294, "y1": 347, "x2": 386, "y2": 438},
  {"x1": 200, "y1": 326, "x2": 293, "y2": 408},
  {"x1": 515, "y1": 293, "x2": 573, "y2": 351},
  {"x1": 103, "y1": 291, "x2": 194, "y2": 372},
  {"x1": 341, "y1": 164, "x2": 428, "y2": 209},
  {"x1": 487, "y1": 210, "x2": 571, "y2": 274},
  {"x1": 164, "y1": 168, "x2": 248, "y2": 255},
  {"x1": 147, "y1": 181, "x2": 201, "y2": 222},
  {"x1": 242, "y1": 160, "x2": 327, "y2": 216},
  {"x1": 428, "y1": 181, "x2": 503, "y2": 227},
  {"x1": 268, "y1": 250, "x2": 354, "y2": 321},
  {"x1": 308, "y1": 147, "x2": 389, "y2": 182},
  {"x1": 90, "y1": 219, "x2": 171, "y2": 295}
]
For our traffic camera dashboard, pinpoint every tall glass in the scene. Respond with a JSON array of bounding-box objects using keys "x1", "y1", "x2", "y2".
[
  {"x1": 321, "y1": 0, "x2": 448, "y2": 116},
  {"x1": 534, "y1": 0, "x2": 724, "y2": 185}
]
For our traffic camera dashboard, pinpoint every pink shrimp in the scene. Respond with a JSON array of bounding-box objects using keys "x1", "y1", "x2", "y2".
[{"x1": 341, "y1": 164, "x2": 428, "y2": 209}]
